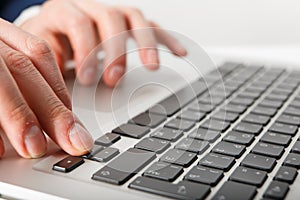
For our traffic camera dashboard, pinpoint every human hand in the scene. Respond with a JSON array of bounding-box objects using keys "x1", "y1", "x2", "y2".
[
  {"x1": 20, "y1": 0, "x2": 187, "y2": 87},
  {"x1": 0, "y1": 18, "x2": 93, "y2": 158}
]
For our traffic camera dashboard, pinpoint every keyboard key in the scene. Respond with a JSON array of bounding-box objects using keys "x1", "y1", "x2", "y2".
[
  {"x1": 211, "y1": 111, "x2": 239, "y2": 123},
  {"x1": 260, "y1": 132, "x2": 291, "y2": 147},
  {"x1": 274, "y1": 166, "x2": 298, "y2": 184},
  {"x1": 143, "y1": 162, "x2": 183, "y2": 181},
  {"x1": 188, "y1": 102, "x2": 215, "y2": 113},
  {"x1": 175, "y1": 138, "x2": 209, "y2": 154},
  {"x1": 241, "y1": 154, "x2": 276, "y2": 172},
  {"x1": 291, "y1": 141, "x2": 300, "y2": 154},
  {"x1": 92, "y1": 148, "x2": 156, "y2": 185},
  {"x1": 263, "y1": 181, "x2": 289, "y2": 199},
  {"x1": 130, "y1": 176, "x2": 210, "y2": 200},
  {"x1": 221, "y1": 103, "x2": 247, "y2": 114},
  {"x1": 252, "y1": 106, "x2": 277, "y2": 117},
  {"x1": 277, "y1": 114, "x2": 300, "y2": 126},
  {"x1": 160, "y1": 149, "x2": 197, "y2": 167},
  {"x1": 290, "y1": 99, "x2": 300, "y2": 108},
  {"x1": 82, "y1": 145, "x2": 104, "y2": 159},
  {"x1": 150, "y1": 128, "x2": 183, "y2": 142},
  {"x1": 135, "y1": 138, "x2": 170, "y2": 154},
  {"x1": 184, "y1": 166, "x2": 223, "y2": 186},
  {"x1": 199, "y1": 95, "x2": 225, "y2": 105},
  {"x1": 283, "y1": 153, "x2": 300, "y2": 169},
  {"x1": 199, "y1": 153, "x2": 235, "y2": 171},
  {"x1": 53, "y1": 156, "x2": 84, "y2": 173},
  {"x1": 177, "y1": 110, "x2": 205, "y2": 122},
  {"x1": 212, "y1": 141, "x2": 246, "y2": 158},
  {"x1": 269, "y1": 123, "x2": 298, "y2": 136},
  {"x1": 90, "y1": 147, "x2": 119, "y2": 162},
  {"x1": 283, "y1": 106, "x2": 300, "y2": 117},
  {"x1": 164, "y1": 118, "x2": 195, "y2": 131},
  {"x1": 242, "y1": 113, "x2": 270, "y2": 125},
  {"x1": 252, "y1": 142, "x2": 284, "y2": 159},
  {"x1": 212, "y1": 181, "x2": 256, "y2": 200},
  {"x1": 131, "y1": 112, "x2": 166, "y2": 128},
  {"x1": 231, "y1": 97, "x2": 254, "y2": 106},
  {"x1": 233, "y1": 122, "x2": 263, "y2": 135},
  {"x1": 112, "y1": 124, "x2": 150, "y2": 139},
  {"x1": 230, "y1": 166, "x2": 267, "y2": 187},
  {"x1": 188, "y1": 128, "x2": 220, "y2": 142},
  {"x1": 266, "y1": 93, "x2": 288, "y2": 101},
  {"x1": 94, "y1": 133, "x2": 120, "y2": 146},
  {"x1": 200, "y1": 119, "x2": 230, "y2": 132},
  {"x1": 223, "y1": 131, "x2": 254, "y2": 146},
  {"x1": 259, "y1": 99, "x2": 283, "y2": 109},
  {"x1": 239, "y1": 91, "x2": 260, "y2": 99}
]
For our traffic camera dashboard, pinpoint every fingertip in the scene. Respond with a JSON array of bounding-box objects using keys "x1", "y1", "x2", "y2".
[
  {"x1": 103, "y1": 65, "x2": 125, "y2": 87},
  {"x1": 142, "y1": 49, "x2": 160, "y2": 70}
]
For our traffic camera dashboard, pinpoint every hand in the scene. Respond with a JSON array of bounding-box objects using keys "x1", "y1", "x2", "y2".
[
  {"x1": 20, "y1": 0, "x2": 187, "y2": 87},
  {"x1": 0, "y1": 18, "x2": 94, "y2": 158}
]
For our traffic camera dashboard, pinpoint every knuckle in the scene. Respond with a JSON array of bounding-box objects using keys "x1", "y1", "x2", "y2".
[
  {"x1": 5, "y1": 51, "x2": 35, "y2": 75},
  {"x1": 7, "y1": 100, "x2": 32, "y2": 123},
  {"x1": 128, "y1": 7, "x2": 143, "y2": 17},
  {"x1": 26, "y1": 37, "x2": 53, "y2": 58},
  {"x1": 104, "y1": 7, "x2": 120, "y2": 17},
  {"x1": 46, "y1": 97, "x2": 70, "y2": 120},
  {"x1": 69, "y1": 15, "x2": 91, "y2": 28}
]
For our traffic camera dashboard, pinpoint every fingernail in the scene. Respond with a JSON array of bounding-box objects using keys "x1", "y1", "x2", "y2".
[
  {"x1": 108, "y1": 65, "x2": 124, "y2": 82},
  {"x1": 146, "y1": 49, "x2": 159, "y2": 70},
  {"x1": 80, "y1": 66, "x2": 97, "y2": 85},
  {"x1": 69, "y1": 123, "x2": 94, "y2": 152},
  {"x1": 25, "y1": 126, "x2": 47, "y2": 158}
]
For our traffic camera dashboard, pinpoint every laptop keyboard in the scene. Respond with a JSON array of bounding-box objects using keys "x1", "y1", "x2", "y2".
[{"x1": 52, "y1": 62, "x2": 300, "y2": 199}]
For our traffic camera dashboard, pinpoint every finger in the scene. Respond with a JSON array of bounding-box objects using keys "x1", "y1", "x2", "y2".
[
  {"x1": 41, "y1": 1, "x2": 99, "y2": 85},
  {"x1": 0, "y1": 41, "x2": 94, "y2": 156},
  {"x1": 149, "y1": 21, "x2": 187, "y2": 56},
  {"x1": 117, "y1": 7, "x2": 159, "y2": 70},
  {"x1": 0, "y1": 53, "x2": 46, "y2": 158},
  {"x1": 0, "y1": 18, "x2": 72, "y2": 110},
  {"x1": 0, "y1": 134, "x2": 5, "y2": 157},
  {"x1": 71, "y1": 1, "x2": 127, "y2": 87}
]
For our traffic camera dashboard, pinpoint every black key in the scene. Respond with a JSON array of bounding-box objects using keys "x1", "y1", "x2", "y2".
[
  {"x1": 160, "y1": 149, "x2": 197, "y2": 167},
  {"x1": 188, "y1": 128, "x2": 220, "y2": 142},
  {"x1": 175, "y1": 138, "x2": 209, "y2": 154},
  {"x1": 223, "y1": 131, "x2": 254, "y2": 146},
  {"x1": 177, "y1": 110, "x2": 205, "y2": 122},
  {"x1": 277, "y1": 114, "x2": 300, "y2": 126},
  {"x1": 131, "y1": 112, "x2": 166, "y2": 128},
  {"x1": 230, "y1": 166, "x2": 267, "y2": 187},
  {"x1": 90, "y1": 147, "x2": 119, "y2": 162},
  {"x1": 135, "y1": 137, "x2": 170, "y2": 154},
  {"x1": 184, "y1": 166, "x2": 223, "y2": 186},
  {"x1": 241, "y1": 154, "x2": 276, "y2": 172},
  {"x1": 112, "y1": 124, "x2": 150, "y2": 139},
  {"x1": 53, "y1": 156, "x2": 84, "y2": 173},
  {"x1": 212, "y1": 141, "x2": 246, "y2": 158},
  {"x1": 291, "y1": 141, "x2": 300, "y2": 154},
  {"x1": 130, "y1": 176, "x2": 210, "y2": 200},
  {"x1": 242, "y1": 113, "x2": 270, "y2": 125},
  {"x1": 199, "y1": 153, "x2": 235, "y2": 171},
  {"x1": 283, "y1": 153, "x2": 300, "y2": 169},
  {"x1": 252, "y1": 106, "x2": 277, "y2": 117},
  {"x1": 252, "y1": 142, "x2": 284, "y2": 159},
  {"x1": 263, "y1": 181, "x2": 289, "y2": 199},
  {"x1": 212, "y1": 181, "x2": 257, "y2": 200},
  {"x1": 164, "y1": 118, "x2": 195, "y2": 131},
  {"x1": 143, "y1": 162, "x2": 183, "y2": 181},
  {"x1": 274, "y1": 166, "x2": 298, "y2": 184},
  {"x1": 150, "y1": 128, "x2": 183, "y2": 142},
  {"x1": 259, "y1": 99, "x2": 283, "y2": 109},
  {"x1": 188, "y1": 101, "x2": 215, "y2": 113},
  {"x1": 92, "y1": 148, "x2": 155, "y2": 185},
  {"x1": 283, "y1": 106, "x2": 300, "y2": 117},
  {"x1": 231, "y1": 97, "x2": 254, "y2": 106},
  {"x1": 233, "y1": 122, "x2": 263, "y2": 135},
  {"x1": 260, "y1": 132, "x2": 291, "y2": 147},
  {"x1": 221, "y1": 103, "x2": 247, "y2": 114},
  {"x1": 269, "y1": 123, "x2": 298, "y2": 136},
  {"x1": 82, "y1": 145, "x2": 104, "y2": 159},
  {"x1": 95, "y1": 133, "x2": 120, "y2": 146},
  {"x1": 200, "y1": 119, "x2": 230, "y2": 132},
  {"x1": 211, "y1": 111, "x2": 239, "y2": 123}
]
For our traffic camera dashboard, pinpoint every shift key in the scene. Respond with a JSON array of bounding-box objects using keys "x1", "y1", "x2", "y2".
[{"x1": 92, "y1": 148, "x2": 156, "y2": 185}]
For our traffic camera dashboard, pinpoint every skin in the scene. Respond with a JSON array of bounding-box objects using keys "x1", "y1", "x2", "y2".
[{"x1": 0, "y1": 0, "x2": 187, "y2": 158}]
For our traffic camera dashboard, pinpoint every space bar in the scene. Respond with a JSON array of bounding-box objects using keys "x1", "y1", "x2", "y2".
[{"x1": 92, "y1": 148, "x2": 156, "y2": 185}]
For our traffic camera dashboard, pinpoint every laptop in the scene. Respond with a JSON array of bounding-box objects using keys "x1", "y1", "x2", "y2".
[{"x1": 1, "y1": 33, "x2": 300, "y2": 200}]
